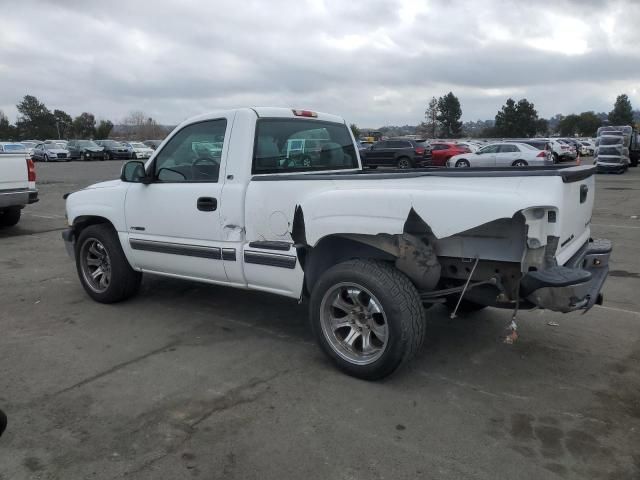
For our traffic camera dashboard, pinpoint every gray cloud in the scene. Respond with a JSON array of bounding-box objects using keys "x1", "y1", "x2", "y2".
[{"x1": 1, "y1": 0, "x2": 639, "y2": 127}]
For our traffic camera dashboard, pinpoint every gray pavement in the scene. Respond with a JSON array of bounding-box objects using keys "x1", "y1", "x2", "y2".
[{"x1": 1, "y1": 159, "x2": 639, "y2": 479}]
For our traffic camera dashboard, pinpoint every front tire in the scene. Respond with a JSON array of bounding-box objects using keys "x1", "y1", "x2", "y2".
[
  {"x1": 455, "y1": 159, "x2": 470, "y2": 168},
  {"x1": 75, "y1": 224, "x2": 142, "y2": 303},
  {"x1": 552, "y1": 153, "x2": 559, "y2": 163},
  {"x1": 80, "y1": 152, "x2": 87, "y2": 161},
  {"x1": 104, "y1": 152, "x2": 110, "y2": 161},
  {"x1": 310, "y1": 259, "x2": 426, "y2": 380},
  {"x1": 0, "y1": 207, "x2": 21, "y2": 227},
  {"x1": 513, "y1": 160, "x2": 528, "y2": 167},
  {"x1": 44, "y1": 154, "x2": 49, "y2": 162}
]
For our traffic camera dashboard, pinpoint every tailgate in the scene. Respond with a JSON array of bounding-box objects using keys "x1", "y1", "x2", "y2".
[
  {"x1": 555, "y1": 174, "x2": 594, "y2": 265},
  {"x1": 0, "y1": 154, "x2": 29, "y2": 191}
]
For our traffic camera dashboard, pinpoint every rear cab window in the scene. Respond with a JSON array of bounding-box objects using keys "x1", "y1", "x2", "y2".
[{"x1": 252, "y1": 119, "x2": 358, "y2": 174}]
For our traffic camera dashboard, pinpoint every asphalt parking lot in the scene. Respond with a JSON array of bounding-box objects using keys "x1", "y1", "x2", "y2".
[{"x1": 1, "y1": 160, "x2": 639, "y2": 480}]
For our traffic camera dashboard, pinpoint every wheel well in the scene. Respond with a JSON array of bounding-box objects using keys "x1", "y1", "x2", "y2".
[
  {"x1": 72, "y1": 216, "x2": 115, "y2": 239},
  {"x1": 302, "y1": 235, "x2": 395, "y2": 294}
]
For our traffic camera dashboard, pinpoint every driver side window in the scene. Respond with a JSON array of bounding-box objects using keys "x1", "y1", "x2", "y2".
[{"x1": 153, "y1": 119, "x2": 227, "y2": 183}]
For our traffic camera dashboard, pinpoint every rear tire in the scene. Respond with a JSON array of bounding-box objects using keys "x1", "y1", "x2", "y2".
[
  {"x1": 0, "y1": 207, "x2": 21, "y2": 227},
  {"x1": 75, "y1": 224, "x2": 142, "y2": 303},
  {"x1": 310, "y1": 259, "x2": 426, "y2": 380},
  {"x1": 397, "y1": 157, "x2": 412, "y2": 169}
]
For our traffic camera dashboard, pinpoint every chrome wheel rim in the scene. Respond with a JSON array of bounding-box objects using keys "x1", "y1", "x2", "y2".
[
  {"x1": 320, "y1": 283, "x2": 389, "y2": 365},
  {"x1": 79, "y1": 238, "x2": 111, "y2": 293}
]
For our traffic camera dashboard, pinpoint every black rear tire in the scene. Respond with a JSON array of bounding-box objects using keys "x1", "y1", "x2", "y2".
[
  {"x1": 310, "y1": 259, "x2": 426, "y2": 380},
  {"x1": 0, "y1": 207, "x2": 21, "y2": 227},
  {"x1": 75, "y1": 224, "x2": 142, "y2": 303},
  {"x1": 397, "y1": 157, "x2": 412, "y2": 169}
]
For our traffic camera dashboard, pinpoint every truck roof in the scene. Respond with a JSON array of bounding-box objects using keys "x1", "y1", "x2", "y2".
[{"x1": 186, "y1": 107, "x2": 346, "y2": 125}]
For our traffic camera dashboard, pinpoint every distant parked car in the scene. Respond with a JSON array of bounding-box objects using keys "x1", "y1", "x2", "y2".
[
  {"x1": 429, "y1": 142, "x2": 471, "y2": 166},
  {"x1": 95, "y1": 140, "x2": 132, "y2": 160},
  {"x1": 447, "y1": 142, "x2": 552, "y2": 168},
  {"x1": 0, "y1": 142, "x2": 27, "y2": 154},
  {"x1": 45, "y1": 139, "x2": 68, "y2": 148},
  {"x1": 580, "y1": 140, "x2": 595, "y2": 156},
  {"x1": 143, "y1": 140, "x2": 163, "y2": 150},
  {"x1": 31, "y1": 142, "x2": 70, "y2": 162},
  {"x1": 455, "y1": 142, "x2": 479, "y2": 152},
  {"x1": 360, "y1": 138, "x2": 431, "y2": 169},
  {"x1": 123, "y1": 141, "x2": 154, "y2": 160},
  {"x1": 67, "y1": 140, "x2": 106, "y2": 161}
]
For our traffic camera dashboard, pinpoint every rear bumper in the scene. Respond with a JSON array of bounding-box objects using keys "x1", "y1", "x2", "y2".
[
  {"x1": 521, "y1": 238, "x2": 611, "y2": 313},
  {"x1": 0, "y1": 189, "x2": 29, "y2": 208}
]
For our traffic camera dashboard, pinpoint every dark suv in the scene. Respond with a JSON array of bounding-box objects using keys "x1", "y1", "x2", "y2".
[
  {"x1": 95, "y1": 140, "x2": 132, "y2": 160},
  {"x1": 361, "y1": 138, "x2": 432, "y2": 169}
]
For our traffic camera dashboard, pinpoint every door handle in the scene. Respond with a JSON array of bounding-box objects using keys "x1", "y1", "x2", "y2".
[{"x1": 197, "y1": 197, "x2": 217, "y2": 211}]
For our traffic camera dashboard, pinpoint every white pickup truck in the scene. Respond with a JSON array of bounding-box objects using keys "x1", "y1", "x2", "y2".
[
  {"x1": 62, "y1": 108, "x2": 611, "y2": 379},
  {"x1": 0, "y1": 153, "x2": 38, "y2": 226}
]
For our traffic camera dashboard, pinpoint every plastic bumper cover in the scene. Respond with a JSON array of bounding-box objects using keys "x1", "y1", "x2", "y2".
[{"x1": 520, "y1": 238, "x2": 611, "y2": 313}]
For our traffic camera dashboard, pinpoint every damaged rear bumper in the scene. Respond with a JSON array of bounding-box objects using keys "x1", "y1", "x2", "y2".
[{"x1": 520, "y1": 238, "x2": 611, "y2": 313}]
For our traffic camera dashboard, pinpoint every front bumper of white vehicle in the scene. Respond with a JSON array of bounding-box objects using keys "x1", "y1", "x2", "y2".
[{"x1": 520, "y1": 238, "x2": 611, "y2": 313}]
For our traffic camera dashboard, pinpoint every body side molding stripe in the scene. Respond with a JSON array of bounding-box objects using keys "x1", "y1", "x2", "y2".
[
  {"x1": 129, "y1": 239, "x2": 221, "y2": 260},
  {"x1": 244, "y1": 251, "x2": 297, "y2": 269}
]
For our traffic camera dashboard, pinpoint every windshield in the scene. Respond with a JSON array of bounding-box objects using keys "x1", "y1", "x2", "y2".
[
  {"x1": 45, "y1": 143, "x2": 64, "y2": 150},
  {"x1": 253, "y1": 119, "x2": 358, "y2": 174}
]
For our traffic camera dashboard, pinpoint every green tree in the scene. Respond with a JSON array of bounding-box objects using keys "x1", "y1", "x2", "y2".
[
  {"x1": 0, "y1": 110, "x2": 16, "y2": 140},
  {"x1": 494, "y1": 98, "x2": 539, "y2": 137},
  {"x1": 95, "y1": 120, "x2": 114, "y2": 139},
  {"x1": 575, "y1": 111, "x2": 601, "y2": 137},
  {"x1": 558, "y1": 114, "x2": 579, "y2": 136},
  {"x1": 349, "y1": 123, "x2": 360, "y2": 139},
  {"x1": 15, "y1": 95, "x2": 56, "y2": 139},
  {"x1": 53, "y1": 109, "x2": 73, "y2": 139},
  {"x1": 73, "y1": 112, "x2": 96, "y2": 139},
  {"x1": 424, "y1": 96, "x2": 439, "y2": 138},
  {"x1": 436, "y1": 92, "x2": 462, "y2": 138},
  {"x1": 494, "y1": 98, "x2": 518, "y2": 137},
  {"x1": 535, "y1": 118, "x2": 549, "y2": 136},
  {"x1": 608, "y1": 94, "x2": 633, "y2": 125}
]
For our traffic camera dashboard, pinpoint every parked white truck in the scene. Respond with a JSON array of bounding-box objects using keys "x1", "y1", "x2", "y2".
[
  {"x1": 62, "y1": 108, "x2": 611, "y2": 379},
  {"x1": 0, "y1": 153, "x2": 38, "y2": 226}
]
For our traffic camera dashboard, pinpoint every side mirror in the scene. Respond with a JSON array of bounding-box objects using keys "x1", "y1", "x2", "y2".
[{"x1": 121, "y1": 161, "x2": 148, "y2": 183}]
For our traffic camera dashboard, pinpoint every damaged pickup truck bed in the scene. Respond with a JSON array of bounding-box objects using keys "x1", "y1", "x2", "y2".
[{"x1": 62, "y1": 107, "x2": 611, "y2": 379}]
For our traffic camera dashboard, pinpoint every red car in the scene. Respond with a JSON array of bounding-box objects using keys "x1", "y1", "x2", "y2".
[{"x1": 429, "y1": 142, "x2": 471, "y2": 166}]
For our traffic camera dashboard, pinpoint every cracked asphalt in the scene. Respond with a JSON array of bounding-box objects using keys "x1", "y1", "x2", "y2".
[{"x1": 1, "y1": 160, "x2": 639, "y2": 479}]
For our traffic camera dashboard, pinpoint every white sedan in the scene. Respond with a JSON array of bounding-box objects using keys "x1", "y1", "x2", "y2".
[
  {"x1": 447, "y1": 142, "x2": 553, "y2": 168},
  {"x1": 124, "y1": 141, "x2": 155, "y2": 160}
]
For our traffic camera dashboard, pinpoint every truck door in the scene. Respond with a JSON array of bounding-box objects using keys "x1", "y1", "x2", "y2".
[{"x1": 123, "y1": 115, "x2": 234, "y2": 282}]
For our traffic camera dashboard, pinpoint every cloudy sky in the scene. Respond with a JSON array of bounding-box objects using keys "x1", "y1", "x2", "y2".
[{"x1": 1, "y1": 0, "x2": 639, "y2": 127}]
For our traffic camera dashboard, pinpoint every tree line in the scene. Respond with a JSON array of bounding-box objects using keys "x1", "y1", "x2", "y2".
[
  {"x1": 409, "y1": 92, "x2": 634, "y2": 139},
  {"x1": 0, "y1": 95, "x2": 169, "y2": 141}
]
